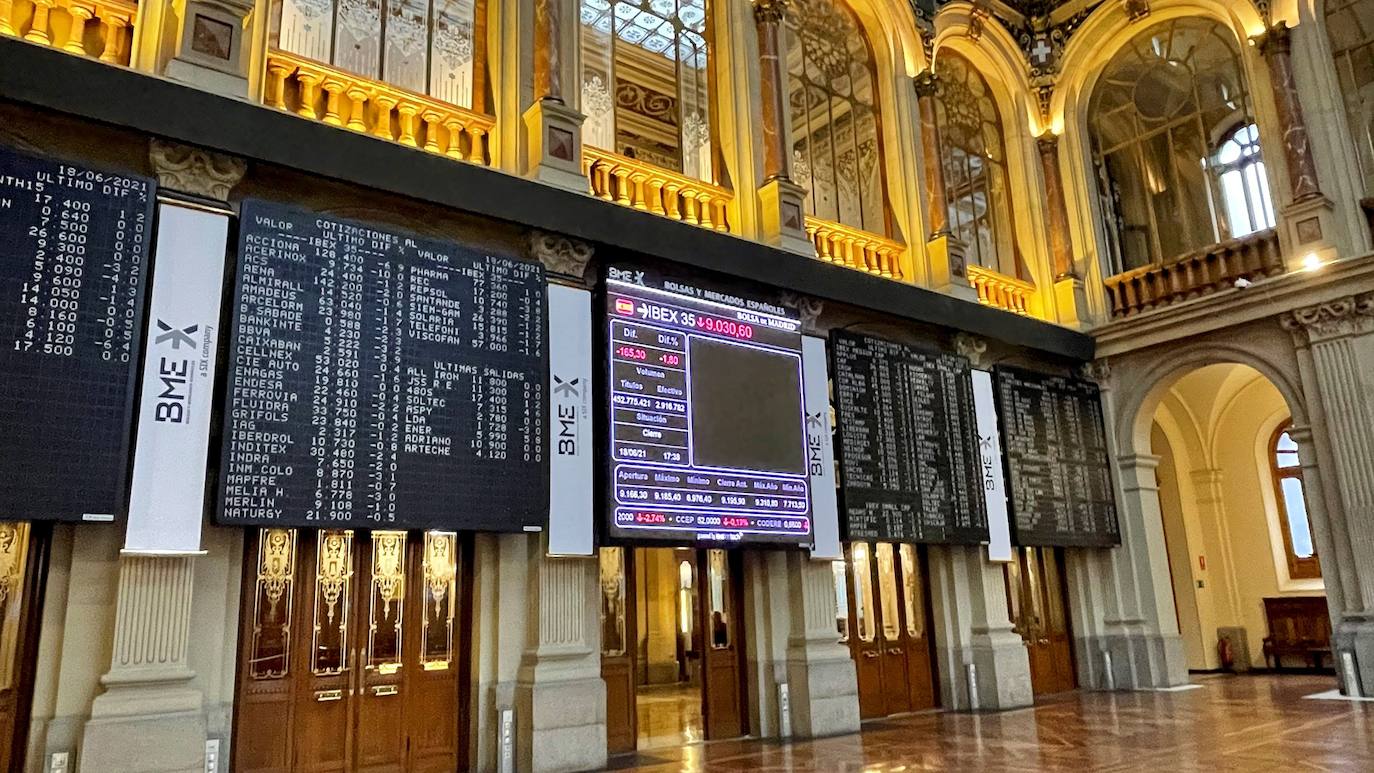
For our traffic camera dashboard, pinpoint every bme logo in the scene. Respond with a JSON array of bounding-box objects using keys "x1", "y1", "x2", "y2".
[
  {"x1": 153, "y1": 318, "x2": 197, "y2": 424},
  {"x1": 554, "y1": 375, "x2": 581, "y2": 455}
]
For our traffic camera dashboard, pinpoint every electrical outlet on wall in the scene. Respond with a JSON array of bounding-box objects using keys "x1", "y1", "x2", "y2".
[
  {"x1": 49, "y1": 752, "x2": 69, "y2": 773},
  {"x1": 204, "y1": 740, "x2": 220, "y2": 773}
]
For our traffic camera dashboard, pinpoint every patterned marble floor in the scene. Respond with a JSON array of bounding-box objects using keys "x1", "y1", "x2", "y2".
[{"x1": 607, "y1": 674, "x2": 1374, "y2": 772}]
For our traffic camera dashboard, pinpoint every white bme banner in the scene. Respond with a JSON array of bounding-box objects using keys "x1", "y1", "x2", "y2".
[
  {"x1": 546, "y1": 283, "x2": 594, "y2": 556},
  {"x1": 972, "y1": 369, "x2": 1013, "y2": 562},
  {"x1": 803, "y1": 335, "x2": 841, "y2": 560},
  {"x1": 124, "y1": 203, "x2": 227, "y2": 554}
]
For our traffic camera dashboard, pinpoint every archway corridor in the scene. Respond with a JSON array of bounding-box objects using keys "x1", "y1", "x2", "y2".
[{"x1": 1147, "y1": 363, "x2": 1329, "y2": 675}]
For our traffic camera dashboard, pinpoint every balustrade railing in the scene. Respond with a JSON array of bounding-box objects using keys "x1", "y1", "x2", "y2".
[
  {"x1": 264, "y1": 50, "x2": 495, "y2": 167},
  {"x1": 804, "y1": 217, "x2": 904, "y2": 280},
  {"x1": 1103, "y1": 228, "x2": 1284, "y2": 319},
  {"x1": 2, "y1": 0, "x2": 134, "y2": 65},
  {"x1": 966, "y1": 264, "x2": 1035, "y2": 315},
  {"x1": 582, "y1": 146, "x2": 734, "y2": 234}
]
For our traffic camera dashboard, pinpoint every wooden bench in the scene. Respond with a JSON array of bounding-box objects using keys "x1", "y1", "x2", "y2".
[{"x1": 1262, "y1": 596, "x2": 1332, "y2": 671}]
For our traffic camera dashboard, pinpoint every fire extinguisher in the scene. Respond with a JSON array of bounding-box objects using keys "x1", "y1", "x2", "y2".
[{"x1": 1218, "y1": 637, "x2": 1235, "y2": 671}]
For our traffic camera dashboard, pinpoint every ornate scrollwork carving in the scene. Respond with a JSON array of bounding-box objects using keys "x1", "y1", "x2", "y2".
[
  {"x1": 953, "y1": 332, "x2": 988, "y2": 368},
  {"x1": 753, "y1": 0, "x2": 789, "y2": 24},
  {"x1": 1279, "y1": 292, "x2": 1374, "y2": 343},
  {"x1": 148, "y1": 139, "x2": 247, "y2": 201},
  {"x1": 1080, "y1": 358, "x2": 1112, "y2": 385},
  {"x1": 779, "y1": 292, "x2": 824, "y2": 331},
  {"x1": 527, "y1": 230, "x2": 595, "y2": 281}
]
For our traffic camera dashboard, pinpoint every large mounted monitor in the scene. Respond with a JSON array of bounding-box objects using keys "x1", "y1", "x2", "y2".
[{"x1": 605, "y1": 269, "x2": 811, "y2": 546}]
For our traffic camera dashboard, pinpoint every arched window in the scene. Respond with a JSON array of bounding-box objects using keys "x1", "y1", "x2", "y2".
[
  {"x1": 1326, "y1": 0, "x2": 1374, "y2": 196},
  {"x1": 784, "y1": 0, "x2": 889, "y2": 235},
  {"x1": 579, "y1": 0, "x2": 714, "y2": 182},
  {"x1": 935, "y1": 51, "x2": 1019, "y2": 277},
  {"x1": 1088, "y1": 18, "x2": 1272, "y2": 272},
  {"x1": 1270, "y1": 424, "x2": 1320, "y2": 580},
  {"x1": 273, "y1": 0, "x2": 484, "y2": 110}
]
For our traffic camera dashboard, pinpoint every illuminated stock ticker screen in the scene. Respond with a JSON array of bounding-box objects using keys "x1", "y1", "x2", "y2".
[{"x1": 605, "y1": 269, "x2": 812, "y2": 545}]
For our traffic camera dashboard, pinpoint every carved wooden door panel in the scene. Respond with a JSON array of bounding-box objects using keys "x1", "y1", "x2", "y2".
[
  {"x1": 845, "y1": 542, "x2": 885, "y2": 719},
  {"x1": 599, "y1": 547, "x2": 637, "y2": 755},
  {"x1": 295, "y1": 530, "x2": 359, "y2": 773},
  {"x1": 1040, "y1": 549, "x2": 1077, "y2": 694},
  {"x1": 354, "y1": 531, "x2": 408, "y2": 772},
  {"x1": 405, "y1": 531, "x2": 464, "y2": 773},
  {"x1": 873, "y1": 543, "x2": 912, "y2": 715},
  {"x1": 897, "y1": 544, "x2": 937, "y2": 711},
  {"x1": 0, "y1": 522, "x2": 45, "y2": 773},
  {"x1": 698, "y1": 549, "x2": 746, "y2": 741},
  {"x1": 1008, "y1": 547, "x2": 1077, "y2": 697}
]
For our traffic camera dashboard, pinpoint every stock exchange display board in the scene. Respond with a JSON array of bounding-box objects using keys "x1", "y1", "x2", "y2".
[
  {"x1": 0, "y1": 146, "x2": 153, "y2": 522},
  {"x1": 993, "y1": 365, "x2": 1120, "y2": 547},
  {"x1": 605, "y1": 268, "x2": 812, "y2": 545},
  {"x1": 218, "y1": 200, "x2": 548, "y2": 531},
  {"x1": 830, "y1": 330, "x2": 987, "y2": 544}
]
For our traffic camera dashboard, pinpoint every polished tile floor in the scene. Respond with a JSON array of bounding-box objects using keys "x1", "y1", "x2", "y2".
[
  {"x1": 609, "y1": 674, "x2": 1373, "y2": 771},
  {"x1": 637, "y1": 682, "x2": 705, "y2": 750}
]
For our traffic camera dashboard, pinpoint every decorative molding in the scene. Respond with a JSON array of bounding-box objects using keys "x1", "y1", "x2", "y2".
[
  {"x1": 967, "y1": 3, "x2": 991, "y2": 41},
  {"x1": 913, "y1": 70, "x2": 941, "y2": 99},
  {"x1": 953, "y1": 332, "x2": 989, "y2": 368},
  {"x1": 1081, "y1": 358, "x2": 1112, "y2": 386},
  {"x1": 527, "y1": 229, "x2": 594, "y2": 282},
  {"x1": 1124, "y1": 0, "x2": 1150, "y2": 21},
  {"x1": 148, "y1": 138, "x2": 246, "y2": 201},
  {"x1": 1279, "y1": 292, "x2": 1374, "y2": 343},
  {"x1": 106, "y1": 555, "x2": 197, "y2": 681},
  {"x1": 780, "y1": 292, "x2": 824, "y2": 331},
  {"x1": 753, "y1": 0, "x2": 790, "y2": 24}
]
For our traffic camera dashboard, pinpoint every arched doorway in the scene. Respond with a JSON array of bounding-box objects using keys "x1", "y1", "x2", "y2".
[{"x1": 1144, "y1": 363, "x2": 1329, "y2": 675}]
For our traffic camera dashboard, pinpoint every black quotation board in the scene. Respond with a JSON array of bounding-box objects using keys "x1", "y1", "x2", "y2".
[
  {"x1": 218, "y1": 200, "x2": 548, "y2": 531},
  {"x1": 830, "y1": 330, "x2": 987, "y2": 544},
  {"x1": 0, "y1": 146, "x2": 153, "y2": 522},
  {"x1": 605, "y1": 269, "x2": 811, "y2": 545},
  {"x1": 993, "y1": 365, "x2": 1120, "y2": 547}
]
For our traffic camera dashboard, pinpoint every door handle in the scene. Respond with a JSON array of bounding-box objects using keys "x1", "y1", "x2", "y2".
[
  {"x1": 1038, "y1": 638, "x2": 1051, "y2": 646},
  {"x1": 862, "y1": 651, "x2": 880, "y2": 659},
  {"x1": 315, "y1": 689, "x2": 343, "y2": 702},
  {"x1": 886, "y1": 647, "x2": 903, "y2": 656},
  {"x1": 371, "y1": 684, "x2": 399, "y2": 697}
]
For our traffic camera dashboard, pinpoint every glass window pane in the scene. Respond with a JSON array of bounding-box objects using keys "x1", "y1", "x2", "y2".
[
  {"x1": 851, "y1": 542, "x2": 877, "y2": 643},
  {"x1": 707, "y1": 549, "x2": 730, "y2": 649},
  {"x1": 367, "y1": 531, "x2": 407, "y2": 672},
  {"x1": 250, "y1": 528, "x2": 296, "y2": 680},
  {"x1": 312, "y1": 530, "x2": 354, "y2": 675},
  {"x1": 1281, "y1": 478, "x2": 1315, "y2": 559},
  {"x1": 876, "y1": 543, "x2": 901, "y2": 641},
  {"x1": 599, "y1": 547, "x2": 628, "y2": 656},
  {"x1": 421, "y1": 531, "x2": 458, "y2": 669},
  {"x1": 899, "y1": 544, "x2": 924, "y2": 639}
]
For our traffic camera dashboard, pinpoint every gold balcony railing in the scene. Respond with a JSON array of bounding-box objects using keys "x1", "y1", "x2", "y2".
[
  {"x1": 264, "y1": 50, "x2": 495, "y2": 167},
  {"x1": 805, "y1": 216, "x2": 905, "y2": 280},
  {"x1": 582, "y1": 146, "x2": 734, "y2": 234},
  {"x1": 2, "y1": 0, "x2": 135, "y2": 65},
  {"x1": 1103, "y1": 228, "x2": 1283, "y2": 319},
  {"x1": 967, "y1": 264, "x2": 1035, "y2": 315}
]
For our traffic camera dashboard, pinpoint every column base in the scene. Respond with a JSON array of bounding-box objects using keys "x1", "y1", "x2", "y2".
[
  {"x1": 1053, "y1": 275, "x2": 1090, "y2": 329},
  {"x1": 1333, "y1": 616, "x2": 1374, "y2": 696},
  {"x1": 927, "y1": 234, "x2": 978, "y2": 303},
  {"x1": 523, "y1": 97, "x2": 587, "y2": 194},
  {"x1": 515, "y1": 675, "x2": 607, "y2": 772},
  {"x1": 81, "y1": 685, "x2": 206, "y2": 773},
  {"x1": 1079, "y1": 628, "x2": 1188, "y2": 690},
  {"x1": 785, "y1": 643, "x2": 860, "y2": 738},
  {"x1": 935, "y1": 626, "x2": 1033, "y2": 711},
  {"x1": 1280, "y1": 195, "x2": 1340, "y2": 268},
  {"x1": 757, "y1": 176, "x2": 815, "y2": 257}
]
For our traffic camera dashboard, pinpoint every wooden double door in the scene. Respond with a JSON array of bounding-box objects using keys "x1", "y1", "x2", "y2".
[
  {"x1": 1005, "y1": 546, "x2": 1076, "y2": 696},
  {"x1": 0, "y1": 522, "x2": 46, "y2": 773},
  {"x1": 233, "y1": 529, "x2": 471, "y2": 773},
  {"x1": 841, "y1": 542, "x2": 937, "y2": 719},
  {"x1": 600, "y1": 547, "x2": 748, "y2": 754}
]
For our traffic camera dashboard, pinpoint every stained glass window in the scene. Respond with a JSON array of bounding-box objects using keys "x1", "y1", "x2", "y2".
[
  {"x1": 1271, "y1": 424, "x2": 1320, "y2": 580},
  {"x1": 271, "y1": 0, "x2": 482, "y2": 110},
  {"x1": 935, "y1": 51, "x2": 1018, "y2": 276},
  {"x1": 1088, "y1": 18, "x2": 1270, "y2": 272},
  {"x1": 1326, "y1": 0, "x2": 1374, "y2": 197},
  {"x1": 784, "y1": 0, "x2": 888, "y2": 235},
  {"x1": 580, "y1": 0, "x2": 714, "y2": 182}
]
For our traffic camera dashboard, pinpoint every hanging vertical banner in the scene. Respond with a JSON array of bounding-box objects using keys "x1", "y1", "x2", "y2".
[
  {"x1": 124, "y1": 202, "x2": 229, "y2": 554},
  {"x1": 804, "y1": 335, "x2": 842, "y2": 560},
  {"x1": 547, "y1": 283, "x2": 594, "y2": 555},
  {"x1": 972, "y1": 369, "x2": 1012, "y2": 562}
]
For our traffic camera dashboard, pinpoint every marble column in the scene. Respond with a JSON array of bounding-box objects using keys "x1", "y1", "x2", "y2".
[
  {"x1": 1255, "y1": 22, "x2": 1337, "y2": 261},
  {"x1": 1036, "y1": 133, "x2": 1090, "y2": 326},
  {"x1": 927, "y1": 545, "x2": 1033, "y2": 709},
  {"x1": 753, "y1": 0, "x2": 813, "y2": 256},
  {"x1": 524, "y1": 0, "x2": 586, "y2": 192},
  {"x1": 914, "y1": 72, "x2": 974, "y2": 300},
  {"x1": 515, "y1": 535, "x2": 607, "y2": 772},
  {"x1": 1281, "y1": 293, "x2": 1374, "y2": 694},
  {"x1": 783, "y1": 553, "x2": 860, "y2": 736}
]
